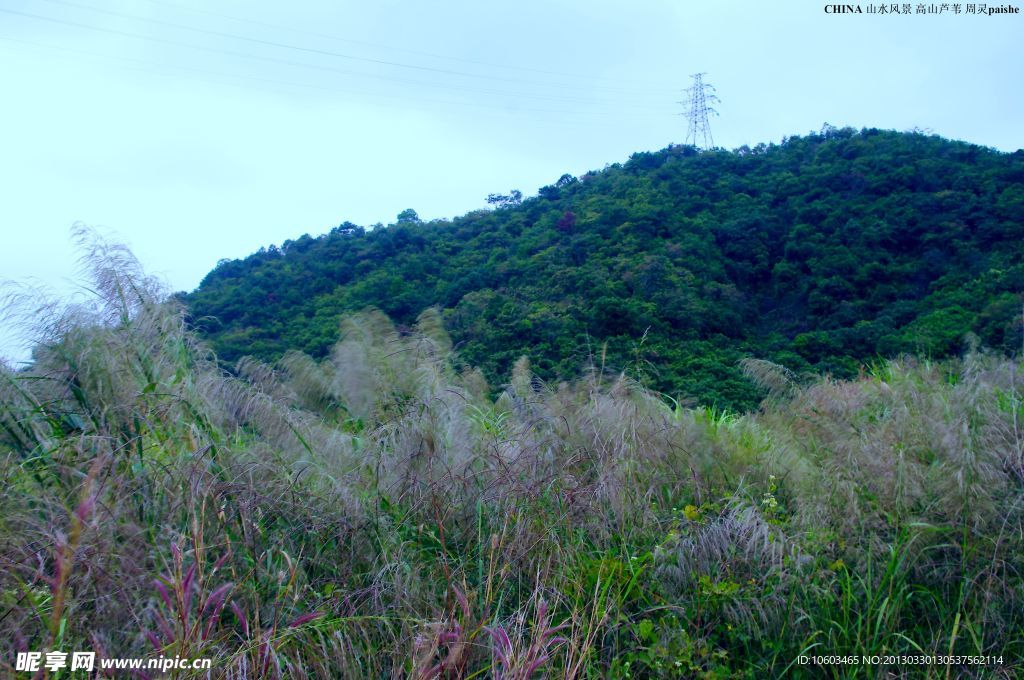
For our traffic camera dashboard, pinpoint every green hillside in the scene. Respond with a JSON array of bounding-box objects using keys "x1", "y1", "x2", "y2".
[{"x1": 184, "y1": 127, "x2": 1024, "y2": 409}]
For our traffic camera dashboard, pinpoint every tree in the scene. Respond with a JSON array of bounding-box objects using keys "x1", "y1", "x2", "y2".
[
  {"x1": 487, "y1": 190, "x2": 522, "y2": 209},
  {"x1": 397, "y1": 209, "x2": 421, "y2": 224}
]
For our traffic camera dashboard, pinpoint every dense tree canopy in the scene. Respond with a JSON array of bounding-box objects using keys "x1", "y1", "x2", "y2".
[{"x1": 183, "y1": 127, "x2": 1024, "y2": 410}]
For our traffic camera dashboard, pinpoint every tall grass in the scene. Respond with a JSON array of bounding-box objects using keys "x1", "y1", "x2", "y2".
[{"x1": 1, "y1": 232, "x2": 1022, "y2": 678}]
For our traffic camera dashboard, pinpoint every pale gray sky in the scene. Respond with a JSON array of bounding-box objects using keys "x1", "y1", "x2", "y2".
[{"x1": 1, "y1": 0, "x2": 1021, "y2": 363}]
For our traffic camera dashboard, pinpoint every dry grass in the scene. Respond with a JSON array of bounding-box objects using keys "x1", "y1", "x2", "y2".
[{"x1": 1, "y1": 232, "x2": 1022, "y2": 678}]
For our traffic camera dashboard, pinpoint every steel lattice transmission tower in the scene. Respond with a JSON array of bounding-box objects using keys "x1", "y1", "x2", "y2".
[{"x1": 679, "y1": 73, "x2": 719, "y2": 149}]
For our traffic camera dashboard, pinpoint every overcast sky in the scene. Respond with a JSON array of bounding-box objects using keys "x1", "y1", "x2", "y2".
[{"x1": 1, "y1": 0, "x2": 1021, "y2": 362}]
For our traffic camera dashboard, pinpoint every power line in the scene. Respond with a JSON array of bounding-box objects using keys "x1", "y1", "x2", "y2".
[
  {"x1": 0, "y1": 7, "x2": 671, "y2": 110},
  {"x1": 30, "y1": 0, "x2": 674, "y2": 97},
  {"x1": 0, "y1": 35, "x2": 670, "y2": 125},
  {"x1": 138, "y1": 0, "x2": 676, "y2": 91}
]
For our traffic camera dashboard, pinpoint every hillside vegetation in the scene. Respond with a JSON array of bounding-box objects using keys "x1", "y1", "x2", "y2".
[
  {"x1": 2, "y1": 234, "x2": 1023, "y2": 677},
  {"x1": 184, "y1": 127, "x2": 1024, "y2": 410}
]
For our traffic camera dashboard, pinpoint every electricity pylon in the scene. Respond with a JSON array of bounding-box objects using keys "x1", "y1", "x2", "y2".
[{"x1": 679, "y1": 73, "x2": 719, "y2": 149}]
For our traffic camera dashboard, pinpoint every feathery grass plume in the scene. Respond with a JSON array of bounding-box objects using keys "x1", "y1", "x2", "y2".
[
  {"x1": 740, "y1": 357, "x2": 798, "y2": 404},
  {"x1": 277, "y1": 350, "x2": 337, "y2": 414},
  {"x1": 414, "y1": 307, "x2": 453, "y2": 357},
  {"x1": 328, "y1": 309, "x2": 409, "y2": 421}
]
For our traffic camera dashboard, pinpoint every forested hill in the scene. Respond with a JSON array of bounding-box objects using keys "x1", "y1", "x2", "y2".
[{"x1": 183, "y1": 127, "x2": 1024, "y2": 409}]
